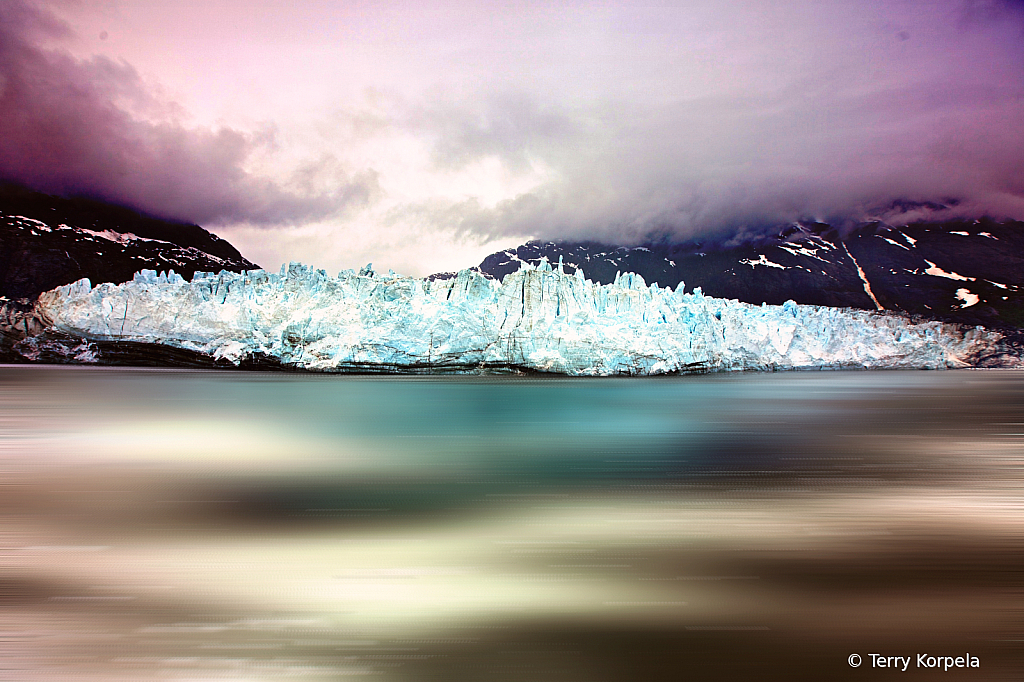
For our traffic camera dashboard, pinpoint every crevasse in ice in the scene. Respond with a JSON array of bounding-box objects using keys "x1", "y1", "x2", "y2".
[{"x1": 34, "y1": 260, "x2": 996, "y2": 374}]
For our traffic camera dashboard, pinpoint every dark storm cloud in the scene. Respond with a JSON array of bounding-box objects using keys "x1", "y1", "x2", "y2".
[
  {"x1": 4, "y1": 0, "x2": 1024, "y2": 253},
  {"x1": 0, "y1": 1, "x2": 375, "y2": 226},
  {"x1": 397, "y1": 0, "x2": 1024, "y2": 245}
]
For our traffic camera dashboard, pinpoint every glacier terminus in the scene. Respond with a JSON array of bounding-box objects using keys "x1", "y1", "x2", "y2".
[{"x1": 13, "y1": 257, "x2": 1012, "y2": 375}]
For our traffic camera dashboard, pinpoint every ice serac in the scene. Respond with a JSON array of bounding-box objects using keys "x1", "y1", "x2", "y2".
[{"x1": 34, "y1": 261, "x2": 999, "y2": 375}]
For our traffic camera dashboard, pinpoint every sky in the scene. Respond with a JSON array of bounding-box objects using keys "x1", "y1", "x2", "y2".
[{"x1": 1, "y1": 0, "x2": 1023, "y2": 276}]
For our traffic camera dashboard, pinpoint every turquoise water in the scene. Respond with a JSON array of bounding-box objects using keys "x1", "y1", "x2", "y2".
[{"x1": 3, "y1": 367, "x2": 1023, "y2": 680}]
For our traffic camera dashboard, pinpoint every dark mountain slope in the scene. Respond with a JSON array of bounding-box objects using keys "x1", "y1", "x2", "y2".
[
  {"x1": 0, "y1": 184, "x2": 258, "y2": 301},
  {"x1": 475, "y1": 218, "x2": 1024, "y2": 329}
]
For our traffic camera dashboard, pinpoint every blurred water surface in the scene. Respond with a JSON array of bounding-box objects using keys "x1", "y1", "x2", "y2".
[{"x1": 2, "y1": 366, "x2": 1023, "y2": 680}]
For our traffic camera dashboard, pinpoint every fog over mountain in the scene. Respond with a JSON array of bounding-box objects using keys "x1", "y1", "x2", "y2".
[{"x1": 1, "y1": 1, "x2": 1023, "y2": 274}]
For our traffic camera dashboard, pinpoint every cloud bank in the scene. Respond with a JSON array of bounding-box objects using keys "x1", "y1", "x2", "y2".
[
  {"x1": 2, "y1": 0, "x2": 1024, "y2": 270},
  {"x1": 0, "y1": 0, "x2": 376, "y2": 226},
  {"x1": 394, "y1": 0, "x2": 1024, "y2": 244}
]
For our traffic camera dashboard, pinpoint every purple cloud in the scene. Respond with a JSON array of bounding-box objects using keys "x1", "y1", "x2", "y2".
[
  {"x1": 0, "y1": 0, "x2": 376, "y2": 226},
  {"x1": 390, "y1": 0, "x2": 1024, "y2": 244},
  {"x1": 2, "y1": 0, "x2": 1023, "y2": 259}
]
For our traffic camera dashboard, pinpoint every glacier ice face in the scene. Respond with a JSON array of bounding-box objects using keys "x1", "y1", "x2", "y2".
[{"x1": 33, "y1": 261, "x2": 998, "y2": 375}]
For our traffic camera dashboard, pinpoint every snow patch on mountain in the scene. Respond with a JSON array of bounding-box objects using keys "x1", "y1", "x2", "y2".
[
  {"x1": 739, "y1": 254, "x2": 788, "y2": 269},
  {"x1": 878, "y1": 235, "x2": 911, "y2": 250},
  {"x1": 779, "y1": 243, "x2": 829, "y2": 261},
  {"x1": 956, "y1": 289, "x2": 980, "y2": 308},
  {"x1": 923, "y1": 261, "x2": 975, "y2": 281},
  {"x1": 76, "y1": 227, "x2": 157, "y2": 245},
  {"x1": 842, "y1": 244, "x2": 884, "y2": 311}
]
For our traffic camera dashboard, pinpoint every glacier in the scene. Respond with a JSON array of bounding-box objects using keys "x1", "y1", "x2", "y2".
[{"x1": 21, "y1": 258, "x2": 1004, "y2": 375}]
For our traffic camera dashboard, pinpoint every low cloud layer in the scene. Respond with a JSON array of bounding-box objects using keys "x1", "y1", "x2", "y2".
[
  {"x1": 395, "y1": 0, "x2": 1024, "y2": 245},
  {"x1": 0, "y1": 0, "x2": 375, "y2": 226},
  {"x1": 2, "y1": 0, "x2": 1024, "y2": 271}
]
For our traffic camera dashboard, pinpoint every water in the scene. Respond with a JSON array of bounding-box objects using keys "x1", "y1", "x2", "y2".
[{"x1": 2, "y1": 366, "x2": 1023, "y2": 680}]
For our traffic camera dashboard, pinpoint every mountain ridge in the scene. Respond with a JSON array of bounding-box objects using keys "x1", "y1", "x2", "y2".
[
  {"x1": 466, "y1": 217, "x2": 1024, "y2": 330},
  {"x1": 0, "y1": 183, "x2": 258, "y2": 302}
]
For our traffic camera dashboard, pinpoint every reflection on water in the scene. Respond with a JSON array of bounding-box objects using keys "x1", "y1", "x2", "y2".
[{"x1": 2, "y1": 367, "x2": 1023, "y2": 680}]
